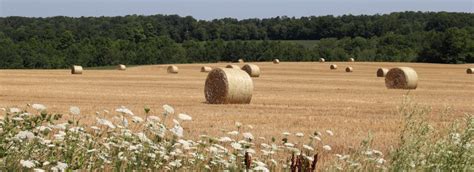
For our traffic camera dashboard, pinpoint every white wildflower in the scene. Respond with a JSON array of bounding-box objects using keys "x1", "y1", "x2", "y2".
[
  {"x1": 169, "y1": 159, "x2": 182, "y2": 167},
  {"x1": 69, "y1": 106, "x2": 80, "y2": 115},
  {"x1": 227, "y1": 131, "x2": 239, "y2": 136},
  {"x1": 326, "y1": 130, "x2": 334, "y2": 136},
  {"x1": 247, "y1": 125, "x2": 254, "y2": 129},
  {"x1": 12, "y1": 117, "x2": 24, "y2": 121},
  {"x1": 52, "y1": 123, "x2": 68, "y2": 130},
  {"x1": 282, "y1": 132, "x2": 291, "y2": 136},
  {"x1": 313, "y1": 136, "x2": 321, "y2": 141},
  {"x1": 33, "y1": 168, "x2": 45, "y2": 172},
  {"x1": 303, "y1": 145, "x2": 314, "y2": 151},
  {"x1": 20, "y1": 160, "x2": 36, "y2": 168},
  {"x1": 96, "y1": 118, "x2": 115, "y2": 129},
  {"x1": 170, "y1": 124, "x2": 184, "y2": 137},
  {"x1": 284, "y1": 143, "x2": 295, "y2": 147},
  {"x1": 243, "y1": 132, "x2": 254, "y2": 140},
  {"x1": 178, "y1": 113, "x2": 192, "y2": 121},
  {"x1": 51, "y1": 162, "x2": 67, "y2": 171},
  {"x1": 173, "y1": 119, "x2": 180, "y2": 125},
  {"x1": 376, "y1": 158, "x2": 386, "y2": 164},
  {"x1": 9, "y1": 108, "x2": 21, "y2": 113},
  {"x1": 219, "y1": 136, "x2": 232, "y2": 142},
  {"x1": 15, "y1": 131, "x2": 35, "y2": 140},
  {"x1": 116, "y1": 106, "x2": 134, "y2": 116},
  {"x1": 235, "y1": 122, "x2": 242, "y2": 127},
  {"x1": 36, "y1": 126, "x2": 52, "y2": 132},
  {"x1": 90, "y1": 126, "x2": 100, "y2": 130},
  {"x1": 231, "y1": 142, "x2": 242, "y2": 150},
  {"x1": 163, "y1": 104, "x2": 174, "y2": 115},
  {"x1": 295, "y1": 132, "x2": 304, "y2": 137},
  {"x1": 131, "y1": 116, "x2": 144, "y2": 123},
  {"x1": 147, "y1": 115, "x2": 160, "y2": 122},
  {"x1": 32, "y1": 104, "x2": 46, "y2": 111},
  {"x1": 136, "y1": 132, "x2": 151, "y2": 143},
  {"x1": 323, "y1": 145, "x2": 332, "y2": 151}
]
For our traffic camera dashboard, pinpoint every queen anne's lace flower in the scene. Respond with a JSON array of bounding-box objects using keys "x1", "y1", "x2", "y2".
[
  {"x1": 32, "y1": 104, "x2": 46, "y2": 111},
  {"x1": 69, "y1": 106, "x2": 80, "y2": 115},
  {"x1": 116, "y1": 106, "x2": 134, "y2": 116},
  {"x1": 178, "y1": 113, "x2": 192, "y2": 121},
  {"x1": 163, "y1": 104, "x2": 174, "y2": 115},
  {"x1": 20, "y1": 160, "x2": 35, "y2": 168},
  {"x1": 15, "y1": 131, "x2": 35, "y2": 140}
]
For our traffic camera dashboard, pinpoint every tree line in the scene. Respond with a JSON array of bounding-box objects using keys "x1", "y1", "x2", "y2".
[{"x1": 0, "y1": 11, "x2": 473, "y2": 69}]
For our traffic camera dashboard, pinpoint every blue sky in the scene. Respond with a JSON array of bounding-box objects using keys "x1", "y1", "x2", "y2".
[{"x1": 0, "y1": 0, "x2": 472, "y2": 20}]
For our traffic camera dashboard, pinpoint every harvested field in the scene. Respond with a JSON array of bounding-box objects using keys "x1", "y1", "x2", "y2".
[{"x1": 0, "y1": 62, "x2": 473, "y2": 154}]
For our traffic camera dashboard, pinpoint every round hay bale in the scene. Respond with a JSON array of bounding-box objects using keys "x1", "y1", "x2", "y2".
[
  {"x1": 330, "y1": 64, "x2": 337, "y2": 70},
  {"x1": 117, "y1": 64, "x2": 126, "y2": 71},
  {"x1": 349, "y1": 58, "x2": 355, "y2": 62},
  {"x1": 201, "y1": 66, "x2": 212, "y2": 73},
  {"x1": 204, "y1": 68, "x2": 253, "y2": 104},
  {"x1": 241, "y1": 64, "x2": 261, "y2": 77},
  {"x1": 273, "y1": 59, "x2": 280, "y2": 64},
  {"x1": 385, "y1": 67, "x2": 418, "y2": 89},
  {"x1": 226, "y1": 64, "x2": 240, "y2": 69},
  {"x1": 238, "y1": 59, "x2": 244, "y2": 63},
  {"x1": 319, "y1": 58, "x2": 325, "y2": 63},
  {"x1": 467, "y1": 68, "x2": 473, "y2": 74},
  {"x1": 71, "y1": 65, "x2": 83, "y2": 75},
  {"x1": 167, "y1": 65, "x2": 179, "y2": 74},
  {"x1": 345, "y1": 66, "x2": 353, "y2": 72},
  {"x1": 377, "y1": 68, "x2": 389, "y2": 77}
]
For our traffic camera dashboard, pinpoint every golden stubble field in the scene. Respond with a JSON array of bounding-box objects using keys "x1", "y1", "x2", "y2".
[{"x1": 1, "y1": 62, "x2": 473, "y2": 155}]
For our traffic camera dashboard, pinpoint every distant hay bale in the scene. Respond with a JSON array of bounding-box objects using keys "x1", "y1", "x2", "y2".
[
  {"x1": 238, "y1": 59, "x2": 244, "y2": 63},
  {"x1": 117, "y1": 64, "x2": 126, "y2": 71},
  {"x1": 377, "y1": 68, "x2": 389, "y2": 77},
  {"x1": 241, "y1": 64, "x2": 261, "y2": 77},
  {"x1": 349, "y1": 58, "x2": 355, "y2": 62},
  {"x1": 226, "y1": 64, "x2": 240, "y2": 69},
  {"x1": 467, "y1": 68, "x2": 473, "y2": 74},
  {"x1": 71, "y1": 65, "x2": 83, "y2": 75},
  {"x1": 330, "y1": 64, "x2": 337, "y2": 70},
  {"x1": 319, "y1": 58, "x2": 325, "y2": 63},
  {"x1": 167, "y1": 65, "x2": 179, "y2": 74},
  {"x1": 204, "y1": 68, "x2": 253, "y2": 104},
  {"x1": 345, "y1": 66, "x2": 353, "y2": 72},
  {"x1": 385, "y1": 67, "x2": 418, "y2": 89},
  {"x1": 201, "y1": 66, "x2": 212, "y2": 72},
  {"x1": 273, "y1": 59, "x2": 280, "y2": 64}
]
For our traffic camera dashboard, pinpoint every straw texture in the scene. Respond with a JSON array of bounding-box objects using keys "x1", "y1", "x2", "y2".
[
  {"x1": 167, "y1": 65, "x2": 179, "y2": 74},
  {"x1": 71, "y1": 65, "x2": 83, "y2": 75},
  {"x1": 377, "y1": 68, "x2": 389, "y2": 77},
  {"x1": 330, "y1": 64, "x2": 337, "y2": 70},
  {"x1": 204, "y1": 68, "x2": 253, "y2": 104},
  {"x1": 241, "y1": 64, "x2": 261, "y2": 77},
  {"x1": 385, "y1": 67, "x2": 418, "y2": 89},
  {"x1": 345, "y1": 66, "x2": 353, "y2": 72}
]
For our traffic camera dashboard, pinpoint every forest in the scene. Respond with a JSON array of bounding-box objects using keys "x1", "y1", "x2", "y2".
[{"x1": 0, "y1": 11, "x2": 473, "y2": 69}]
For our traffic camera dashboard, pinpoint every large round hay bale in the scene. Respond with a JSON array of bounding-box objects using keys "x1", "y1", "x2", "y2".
[
  {"x1": 201, "y1": 66, "x2": 212, "y2": 72},
  {"x1": 345, "y1": 66, "x2": 353, "y2": 72},
  {"x1": 467, "y1": 68, "x2": 473, "y2": 74},
  {"x1": 330, "y1": 64, "x2": 337, "y2": 70},
  {"x1": 319, "y1": 58, "x2": 325, "y2": 63},
  {"x1": 167, "y1": 65, "x2": 179, "y2": 74},
  {"x1": 226, "y1": 64, "x2": 240, "y2": 69},
  {"x1": 385, "y1": 67, "x2": 418, "y2": 89},
  {"x1": 71, "y1": 65, "x2": 83, "y2": 75},
  {"x1": 273, "y1": 59, "x2": 280, "y2": 64},
  {"x1": 204, "y1": 68, "x2": 253, "y2": 104},
  {"x1": 377, "y1": 68, "x2": 389, "y2": 77},
  {"x1": 238, "y1": 59, "x2": 244, "y2": 63},
  {"x1": 241, "y1": 64, "x2": 261, "y2": 77},
  {"x1": 117, "y1": 64, "x2": 126, "y2": 71},
  {"x1": 349, "y1": 58, "x2": 355, "y2": 62}
]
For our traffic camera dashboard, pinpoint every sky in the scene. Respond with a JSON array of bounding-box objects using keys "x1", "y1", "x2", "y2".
[{"x1": 0, "y1": 0, "x2": 472, "y2": 20}]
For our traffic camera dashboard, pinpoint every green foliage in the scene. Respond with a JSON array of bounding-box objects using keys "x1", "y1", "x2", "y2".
[{"x1": 0, "y1": 12, "x2": 473, "y2": 68}]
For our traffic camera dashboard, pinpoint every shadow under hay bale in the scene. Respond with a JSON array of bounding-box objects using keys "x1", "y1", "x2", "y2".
[
  {"x1": 385, "y1": 67, "x2": 418, "y2": 89},
  {"x1": 273, "y1": 59, "x2": 280, "y2": 64},
  {"x1": 345, "y1": 66, "x2": 353, "y2": 72},
  {"x1": 71, "y1": 65, "x2": 83, "y2": 75},
  {"x1": 204, "y1": 68, "x2": 253, "y2": 104},
  {"x1": 167, "y1": 65, "x2": 179, "y2": 74},
  {"x1": 226, "y1": 64, "x2": 240, "y2": 69},
  {"x1": 241, "y1": 64, "x2": 261, "y2": 77},
  {"x1": 377, "y1": 68, "x2": 389, "y2": 77},
  {"x1": 330, "y1": 64, "x2": 337, "y2": 70},
  {"x1": 201, "y1": 66, "x2": 212, "y2": 72},
  {"x1": 117, "y1": 64, "x2": 126, "y2": 71}
]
